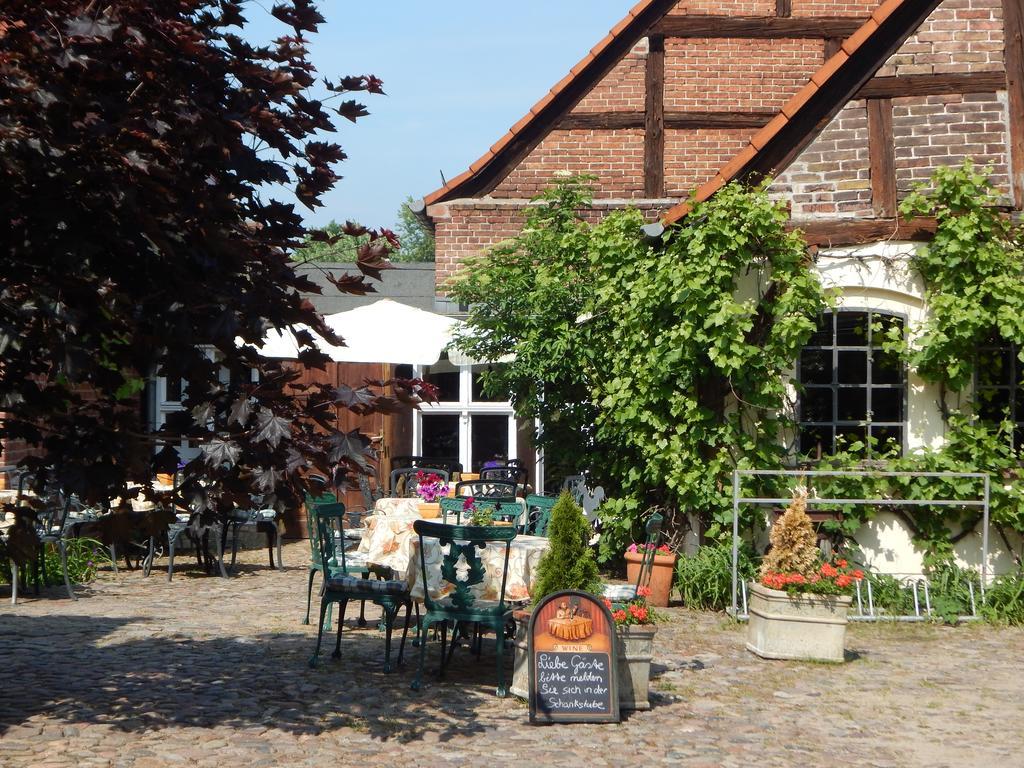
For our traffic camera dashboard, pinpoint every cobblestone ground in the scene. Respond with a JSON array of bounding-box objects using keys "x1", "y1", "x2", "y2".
[{"x1": 2, "y1": 541, "x2": 1022, "y2": 767}]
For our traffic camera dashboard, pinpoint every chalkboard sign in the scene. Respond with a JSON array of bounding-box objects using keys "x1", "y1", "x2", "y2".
[{"x1": 527, "y1": 590, "x2": 619, "y2": 724}]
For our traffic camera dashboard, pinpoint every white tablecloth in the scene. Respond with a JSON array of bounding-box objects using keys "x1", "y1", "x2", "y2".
[{"x1": 358, "y1": 499, "x2": 549, "y2": 602}]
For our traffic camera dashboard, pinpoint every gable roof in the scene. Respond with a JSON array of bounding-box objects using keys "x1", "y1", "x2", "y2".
[
  {"x1": 658, "y1": 0, "x2": 945, "y2": 227},
  {"x1": 422, "y1": 0, "x2": 680, "y2": 207}
]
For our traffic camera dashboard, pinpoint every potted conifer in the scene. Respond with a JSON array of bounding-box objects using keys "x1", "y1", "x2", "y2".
[
  {"x1": 511, "y1": 491, "x2": 601, "y2": 699},
  {"x1": 512, "y1": 492, "x2": 660, "y2": 709},
  {"x1": 747, "y1": 488, "x2": 863, "y2": 662}
]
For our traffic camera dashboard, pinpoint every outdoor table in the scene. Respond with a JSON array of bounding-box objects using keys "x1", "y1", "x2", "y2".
[{"x1": 358, "y1": 499, "x2": 549, "y2": 603}]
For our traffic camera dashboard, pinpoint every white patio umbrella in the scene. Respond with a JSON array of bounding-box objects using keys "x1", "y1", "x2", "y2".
[{"x1": 253, "y1": 298, "x2": 461, "y2": 365}]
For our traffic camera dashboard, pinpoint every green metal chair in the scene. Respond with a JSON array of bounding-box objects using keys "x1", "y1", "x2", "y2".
[
  {"x1": 524, "y1": 494, "x2": 557, "y2": 536},
  {"x1": 603, "y1": 512, "x2": 664, "y2": 603},
  {"x1": 309, "y1": 504, "x2": 412, "y2": 672},
  {"x1": 439, "y1": 497, "x2": 526, "y2": 530},
  {"x1": 410, "y1": 519, "x2": 517, "y2": 696},
  {"x1": 302, "y1": 491, "x2": 337, "y2": 626}
]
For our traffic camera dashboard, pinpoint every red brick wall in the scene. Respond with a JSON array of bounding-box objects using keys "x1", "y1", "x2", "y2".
[
  {"x1": 792, "y1": 0, "x2": 877, "y2": 15},
  {"x1": 491, "y1": 129, "x2": 646, "y2": 199},
  {"x1": 432, "y1": 204, "x2": 527, "y2": 290},
  {"x1": 666, "y1": 0, "x2": 776, "y2": 14},
  {"x1": 665, "y1": 128, "x2": 756, "y2": 195},
  {"x1": 573, "y1": 44, "x2": 647, "y2": 112},
  {"x1": 665, "y1": 38, "x2": 825, "y2": 111},
  {"x1": 430, "y1": 0, "x2": 1014, "y2": 282}
]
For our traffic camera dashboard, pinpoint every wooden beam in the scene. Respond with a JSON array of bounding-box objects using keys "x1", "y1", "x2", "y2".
[
  {"x1": 645, "y1": 35, "x2": 666, "y2": 197},
  {"x1": 1004, "y1": 0, "x2": 1024, "y2": 208},
  {"x1": 857, "y1": 71, "x2": 1006, "y2": 99},
  {"x1": 559, "y1": 110, "x2": 775, "y2": 131},
  {"x1": 791, "y1": 217, "x2": 937, "y2": 247},
  {"x1": 824, "y1": 37, "x2": 843, "y2": 60},
  {"x1": 776, "y1": 0, "x2": 792, "y2": 18},
  {"x1": 867, "y1": 98, "x2": 897, "y2": 218},
  {"x1": 652, "y1": 15, "x2": 864, "y2": 39},
  {"x1": 558, "y1": 112, "x2": 645, "y2": 130}
]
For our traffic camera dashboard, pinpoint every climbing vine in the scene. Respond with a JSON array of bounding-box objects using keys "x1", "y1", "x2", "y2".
[
  {"x1": 899, "y1": 162, "x2": 1024, "y2": 391},
  {"x1": 450, "y1": 178, "x2": 828, "y2": 561},
  {"x1": 804, "y1": 163, "x2": 1024, "y2": 568}
]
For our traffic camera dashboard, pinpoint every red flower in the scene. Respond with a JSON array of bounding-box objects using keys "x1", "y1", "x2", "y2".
[
  {"x1": 852, "y1": 569, "x2": 864, "y2": 580},
  {"x1": 820, "y1": 563, "x2": 837, "y2": 578},
  {"x1": 836, "y1": 574, "x2": 852, "y2": 588},
  {"x1": 462, "y1": 496, "x2": 476, "y2": 511},
  {"x1": 613, "y1": 610, "x2": 628, "y2": 622},
  {"x1": 603, "y1": 598, "x2": 612, "y2": 609},
  {"x1": 637, "y1": 586, "x2": 652, "y2": 598},
  {"x1": 837, "y1": 559, "x2": 848, "y2": 568}
]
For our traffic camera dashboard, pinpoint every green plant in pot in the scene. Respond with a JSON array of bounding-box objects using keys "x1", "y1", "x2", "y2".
[
  {"x1": 531, "y1": 492, "x2": 602, "y2": 601},
  {"x1": 512, "y1": 492, "x2": 656, "y2": 710}
]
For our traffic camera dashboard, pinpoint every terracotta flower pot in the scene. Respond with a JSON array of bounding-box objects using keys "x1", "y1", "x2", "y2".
[
  {"x1": 417, "y1": 502, "x2": 441, "y2": 519},
  {"x1": 625, "y1": 550, "x2": 677, "y2": 607}
]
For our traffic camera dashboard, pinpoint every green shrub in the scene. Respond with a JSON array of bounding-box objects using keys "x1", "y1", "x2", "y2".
[
  {"x1": 0, "y1": 537, "x2": 110, "y2": 586},
  {"x1": 675, "y1": 542, "x2": 758, "y2": 611},
  {"x1": 532, "y1": 492, "x2": 602, "y2": 603},
  {"x1": 981, "y1": 571, "x2": 1024, "y2": 625}
]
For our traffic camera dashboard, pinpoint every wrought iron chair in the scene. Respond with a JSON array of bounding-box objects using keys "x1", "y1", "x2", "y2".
[
  {"x1": 454, "y1": 479, "x2": 517, "y2": 500},
  {"x1": 524, "y1": 494, "x2": 558, "y2": 536},
  {"x1": 603, "y1": 512, "x2": 664, "y2": 603},
  {"x1": 410, "y1": 519, "x2": 518, "y2": 696},
  {"x1": 309, "y1": 503, "x2": 412, "y2": 672},
  {"x1": 33, "y1": 492, "x2": 78, "y2": 600},
  {"x1": 303, "y1": 490, "x2": 336, "y2": 624},
  {"x1": 439, "y1": 497, "x2": 526, "y2": 529},
  {"x1": 479, "y1": 465, "x2": 528, "y2": 497},
  {"x1": 390, "y1": 467, "x2": 450, "y2": 498}
]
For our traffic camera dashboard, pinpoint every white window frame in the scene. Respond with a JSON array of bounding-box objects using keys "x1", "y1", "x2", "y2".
[
  {"x1": 148, "y1": 348, "x2": 258, "y2": 460},
  {"x1": 412, "y1": 362, "x2": 518, "y2": 473}
]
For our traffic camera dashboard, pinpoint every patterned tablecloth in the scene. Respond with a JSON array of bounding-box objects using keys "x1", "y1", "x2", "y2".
[{"x1": 357, "y1": 499, "x2": 549, "y2": 603}]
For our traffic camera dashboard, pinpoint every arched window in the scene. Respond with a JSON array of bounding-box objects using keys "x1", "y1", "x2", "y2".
[
  {"x1": 798, "y1": 310, "x2": 906, "y2": 458},
  {"x1": 975, "y1": 339, "x2": 1024, "y2": 447}
]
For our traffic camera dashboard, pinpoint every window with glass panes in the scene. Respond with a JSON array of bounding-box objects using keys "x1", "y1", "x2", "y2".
[
  {"x1": 798, "y1": 310, "x2": 906, "y2": 457},
  {"x1": 975, "y1": 340, "x2": 1024, "y2": 447}
]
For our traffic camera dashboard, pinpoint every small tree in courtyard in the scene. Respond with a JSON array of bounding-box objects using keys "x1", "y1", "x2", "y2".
[{"x1": 531, "y1": 492, "x2": 602, "y2": 602}]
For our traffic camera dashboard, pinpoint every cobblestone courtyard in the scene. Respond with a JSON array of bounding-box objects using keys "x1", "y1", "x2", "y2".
[{"x1": 2, "y1": 541, "x2": 1023, "y2": 767}]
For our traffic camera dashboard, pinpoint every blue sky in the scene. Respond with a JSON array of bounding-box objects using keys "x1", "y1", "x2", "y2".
[{"x1": 243, "y1": 1, "x2": 629, "y2": 230}]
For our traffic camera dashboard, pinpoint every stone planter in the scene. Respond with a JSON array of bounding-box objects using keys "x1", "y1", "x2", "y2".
[
  {"x1": 625, "y1": 550, "x2": 677, "y2": 607},
  {"x1": 511, "y1": 609, "x2": 656, "y2": 710},
  {"x1": 746, "y1": 581, "x2": 852, "y2": 663}
]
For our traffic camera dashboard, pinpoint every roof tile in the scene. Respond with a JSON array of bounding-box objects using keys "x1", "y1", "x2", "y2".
[
  {"x1": 718, "y1": 144, "x2": 759, "y2": 182},
  {"x1": 782, "y1": 80, "x2": 819, "y2": 119},
  {"x1": 872, "y1": 0, "x2": 904, "y2": 25},
  {"x1": 841, "y1": 18, "x2": 879, "y2": 56},
  {"x1": 749, "y1": 112, "x2": 789, "y2": 151},
  {"x1": 811, "y1": 50, "x2": 849, "y2": 86}
]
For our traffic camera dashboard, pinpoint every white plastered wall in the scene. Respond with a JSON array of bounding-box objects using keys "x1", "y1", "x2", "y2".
[{"x1": 776, "y1": 240, "x2": 1022, "y2": 579}]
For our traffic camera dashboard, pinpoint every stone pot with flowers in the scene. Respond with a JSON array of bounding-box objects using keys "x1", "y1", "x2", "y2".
[
  {"x1": 747, "y1": 488, "x2": 865, "y2": 662},
  {"x1": 414, "y1": 470, "x2": 447, "y2": 518},
  {"x1": 624, "y1": 540, "x2": 676, "y2": 607}
]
